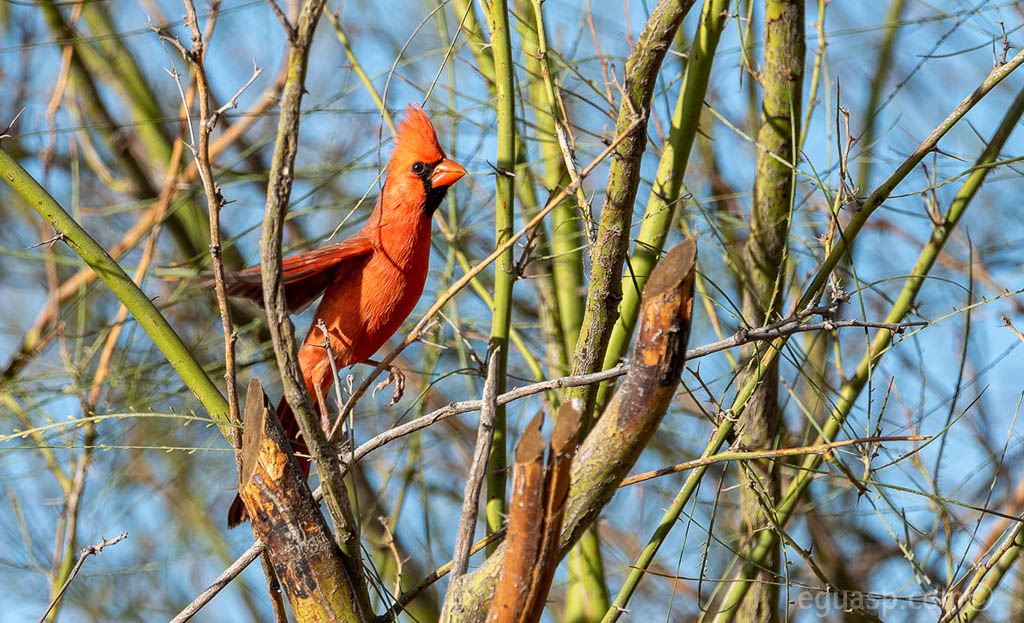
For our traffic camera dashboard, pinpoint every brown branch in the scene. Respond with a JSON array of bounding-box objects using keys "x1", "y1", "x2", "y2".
[
  {"x1": 488, "y1": 402, "x2": 582, "y2": 623},
  {"x1": 234, "y1": 378, "x2": 364, "y2": 622},
  {"x1": 259, "y1": 553, "x2": 288, "y2": 623},
  {"x1": 618, "y1": 436, "x2": 931, "y2": 487},
  {"x1": 37, "y1": 533, "x2": 127, "y2": 623},
  {"x1": 488, "y1": 412, "x2": 546, "y2": 623},
  {"x1": 444, "y1": 239, "x2": 697, "y2": 620}
]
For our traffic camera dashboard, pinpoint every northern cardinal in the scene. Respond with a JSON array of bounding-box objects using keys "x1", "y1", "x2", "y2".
[{"x1": 224, "y1": 104, "x2": 466, "y2": 527}]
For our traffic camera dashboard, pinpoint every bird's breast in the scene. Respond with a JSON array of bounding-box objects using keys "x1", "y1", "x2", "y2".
[{"x1": 314, "y1": 222, "x2": 432, "y2": 365}]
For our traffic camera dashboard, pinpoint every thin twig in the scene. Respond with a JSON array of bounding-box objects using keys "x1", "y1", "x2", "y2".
[
  {"x1": 169, "y1": 541, "x2": 264, "y2": 623},
  {"x1": 1001, "y1": 315, "x2": 1024, "y2": 344},
  {"x1": 379, "y1": 516, "x2": 404, "y2": 598},
  {"x1": 259, "y1": 552, "x2": 288, "y2": 623},
  {"x1": 446, "y1": 345, "x2": 501, "y2": 589},
  {"x1": 530, "y1": 0, "x2": 594, "y2": 246},
  {"x1": 618, "y1": 436, "x2": 931, "y2": 487},
  {"x1": 266, "y1": 0, "x2": 295, "y2": 41},
  {"x1": 1, "y1": 107, "x2": 25, "y2": 141},
  {"x1": 38, "y1": 533, "x2": 127, "y2": 623},
  {"x1": 213, "y1": 58, "x2": 263, "y2": 124}
]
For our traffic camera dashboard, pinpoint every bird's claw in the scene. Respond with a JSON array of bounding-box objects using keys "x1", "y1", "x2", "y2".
[{"x1": 373, "y1": 366, "x2": 406, "y2": 405}]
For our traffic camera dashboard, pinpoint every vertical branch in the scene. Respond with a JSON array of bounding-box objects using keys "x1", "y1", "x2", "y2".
[
  {"x1": 510, "y1": 0, "x2": 569, "y2": 380},
  {"x1": 452, "y1": 0, "x2": 495, "y2": 80},
  {"x1": 237, "y1": 379, "x2": 366, "y2": 622},
  {"x1": 484, "y1": 0, "x2": 517, "y2": 549},
  {"x1": 256, "y1": 0, "x2": 371, "y2": 616},
  {"x1": 559, "y1": 1, "x2": 696, "y2": 617},
  {"x1": 734, "y1": 1, "x2": 804, "y2": 621},
  {"x1": 443, "y1": 346, "x2": 501, "y2": 616},
  {"x1": 565, "y1": 0, "x2": 696, "y2": 426}
]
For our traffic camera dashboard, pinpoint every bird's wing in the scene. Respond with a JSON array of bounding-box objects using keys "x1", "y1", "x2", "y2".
[{"x1": 222, "y1": 236, "x2": 374, "y2": 314}]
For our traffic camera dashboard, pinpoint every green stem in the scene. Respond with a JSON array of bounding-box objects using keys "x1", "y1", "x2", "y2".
[
  {"x1": 946, "y1": 521, "x2": 1024, "y2": 623},
  {"x1": 484, "y1": 0, "x2": 516, "y2": 550},
  {"x1": 0, "y1": 147, "x2": 231, "y2": 431},
  {"x1": 592, "y1": 0, "x2": 730, "y2": 418}
]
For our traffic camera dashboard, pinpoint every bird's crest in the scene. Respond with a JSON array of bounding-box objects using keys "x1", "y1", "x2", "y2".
[{"x1": 392, "y1": 103, "x2": 445, "y2": 165}]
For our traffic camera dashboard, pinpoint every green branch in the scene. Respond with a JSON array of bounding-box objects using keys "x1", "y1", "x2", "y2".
[
  {"x1": 484, "y1": 0, "x2": 517, "y2": 551},
  {"x1": 0, "y1": 147, "x2": 231, "y2": 432}
]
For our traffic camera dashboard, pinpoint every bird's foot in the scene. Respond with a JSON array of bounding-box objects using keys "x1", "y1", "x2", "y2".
[{"x1": 371, "y1": 364, "x2": 406, "y2": 406}]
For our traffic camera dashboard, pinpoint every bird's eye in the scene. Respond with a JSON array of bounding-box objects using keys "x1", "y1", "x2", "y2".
[{"x1": 411, "y1": 161, "x2": 426, "y2": 174}]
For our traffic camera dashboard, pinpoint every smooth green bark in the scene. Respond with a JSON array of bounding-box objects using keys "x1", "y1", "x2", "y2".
[
  {"x1": 0, "y1": 147, "x2": 231, "y2": 431},
  {"x1": 484, "y1": 0, "x2": 517, "y2": 549}
]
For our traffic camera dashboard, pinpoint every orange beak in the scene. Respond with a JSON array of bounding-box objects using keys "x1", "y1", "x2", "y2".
[{"x1": 431, "y1": 158, "x2": 467, "y2": 188}]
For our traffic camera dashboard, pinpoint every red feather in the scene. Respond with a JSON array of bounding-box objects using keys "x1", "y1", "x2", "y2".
[
  {"x1": 226, "y1": 105, "x2": 465, "y2": 527},
  {"x1": 223, "y1": 236, "x2": 373, "y2": 313}
]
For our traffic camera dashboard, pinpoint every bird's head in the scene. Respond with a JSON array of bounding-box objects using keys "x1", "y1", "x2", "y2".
[{"x1": 385, "y1": 103, "x2": 466, "y2": 216}]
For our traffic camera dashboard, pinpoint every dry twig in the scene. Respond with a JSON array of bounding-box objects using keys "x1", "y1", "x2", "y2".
[{"x1": 38, "y1": 533, "x2": 127, "y2": 623}]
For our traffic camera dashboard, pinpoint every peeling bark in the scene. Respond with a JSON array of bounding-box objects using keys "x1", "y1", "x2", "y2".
[
  {"x1": 237, "y1": 379, "x2": 366, "y2": 622},
  {"x1": 447, "y1": 240, "x2": 697, "y2": 622}
]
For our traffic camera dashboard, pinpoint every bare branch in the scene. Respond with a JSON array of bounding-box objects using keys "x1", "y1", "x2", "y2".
[
  {"x1": 38, "y1": 533, "x2": 127, "y2": 623},
  {"x1": 445, "y1": 345, "x2": 502, "y2": 594},
  {"x1": 212, "y1": 59, "x2": 263, "y2": 126},
  {"x1": 169, "y1": 541, "x2": 264, "y2": 623},
  {"x1": 266, "y1": 0, "x2": 296, "y2": 42}
]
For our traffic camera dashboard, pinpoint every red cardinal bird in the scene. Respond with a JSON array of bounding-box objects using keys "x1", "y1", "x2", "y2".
[{"x1": 225, "y1": 104, "x2": 466, "y2": 527}]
